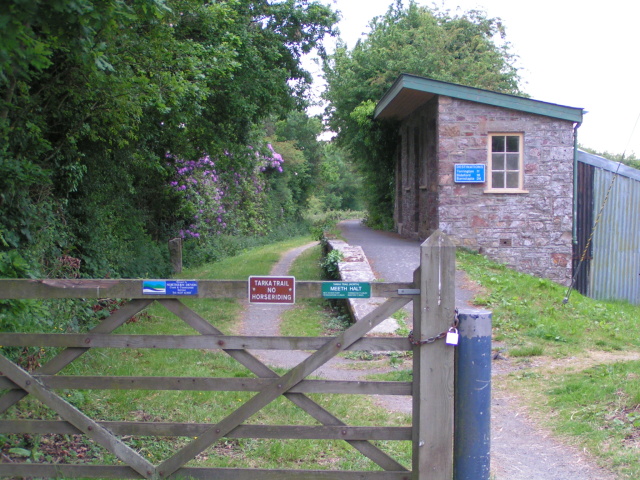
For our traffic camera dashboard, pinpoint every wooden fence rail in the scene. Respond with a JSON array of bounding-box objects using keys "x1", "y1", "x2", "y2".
[{"x1": 0, "y1": 230, "x2": 456, "y2": 480}]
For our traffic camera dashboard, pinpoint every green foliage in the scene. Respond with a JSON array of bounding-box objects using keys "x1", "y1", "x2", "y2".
[
  {"x1": 0, "y1": 250, "x2": 40, "y2": 347},
  {"x1": 320, "y1": 248, "x2": 343, "y2": 279},
  {"x1": 0, "y1": 250, "x2": 31, "y2": 278},
  {"x1": 266, "y1": 139, "x2": 311, "y2": 218},
  {"x1": 316, "y1": 143, "x2": 364, "y2": 211},
  {"x1": 1, "y1": 0, "x2": 338, "y2": 281},
  {"x1": 323, "y1": 1, "x2": 521, "y2": 227},
  {"x1": 0, "y1": 0, "x2": 339, "y2": 345},
  {"x1": 274, "y1": 111, "x2": 364, "y2": 213},
  {"x1": 275, "y1": 111, "x2": 325, "y2": 172},
  {"x1": 579, "y1": 146, "x2": 640, "y2": 171},
  {"x1": 181, "y1": 221, "x2": 310, "y2": 269},
  {"x1": 0, "y1": 248, "x2": 115, "y2": 366}
]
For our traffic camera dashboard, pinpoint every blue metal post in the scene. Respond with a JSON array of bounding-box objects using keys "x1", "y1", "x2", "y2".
[{"x1": 454, "y1": 309, "x2": 492, "y2": 480}]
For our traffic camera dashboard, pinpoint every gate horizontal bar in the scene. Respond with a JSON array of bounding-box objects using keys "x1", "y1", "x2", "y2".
[
  {"x1": 0, "y1": 333, "x2": 411, "y2": 351},
  {"x1": 0, "y1": 279, "x2": 414, "y2": 299},
  {"x1": 0, "y1": 420, "x2": 412, "y2": 440},
  {"x1": 0, "y1": 464, "x2": 412, "y2": 480},
  {"x1": 0, "y1": 376, "x2": 412, "y2": 395}
]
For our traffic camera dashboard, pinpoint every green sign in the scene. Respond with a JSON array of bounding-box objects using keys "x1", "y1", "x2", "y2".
[{"x1": 322, "y1": 282, "x2": 371, "y2": 299}]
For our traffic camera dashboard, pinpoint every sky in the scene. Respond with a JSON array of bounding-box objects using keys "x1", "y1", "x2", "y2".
[{"x1": 309, "y1": 0, "x2": 640, "y2": 156}]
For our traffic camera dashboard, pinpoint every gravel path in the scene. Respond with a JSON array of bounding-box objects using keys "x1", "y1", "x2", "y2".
[{"x1": 238, "y1": 225, "x2": 619, "y2": 480}]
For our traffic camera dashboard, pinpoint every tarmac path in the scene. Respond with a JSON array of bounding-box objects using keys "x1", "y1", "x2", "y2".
[
  {"x1": 337, "y1": 219, "x2": 617, "y2": 480},
  {"x1": 238, "y1": 221, "x2": 617, "y2": 480}
]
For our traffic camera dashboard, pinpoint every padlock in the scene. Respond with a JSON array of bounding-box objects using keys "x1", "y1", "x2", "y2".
[{"x1": 445, "y1": 327, "x2": 459, "y2": 346}]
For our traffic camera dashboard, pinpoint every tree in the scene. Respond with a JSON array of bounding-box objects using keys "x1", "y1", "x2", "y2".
[
  {"x1": 322, "y1": 0, "x2": 521, "y2": 228},
  {"x1": 275, "y1": 110, "x2": 325, "y2": 171},
  {"x1": 579, "y1": 146, "x2": 640, "y2": 171},
  {"x1": 273, "y1": 110, "x2": 364, "y2": 213},
  {"x1": 317, "y1": 143, "x2": 363, "y2": 211},
  {"x1": 0, "y1": 0, "x2": 338, "y2": 277}
]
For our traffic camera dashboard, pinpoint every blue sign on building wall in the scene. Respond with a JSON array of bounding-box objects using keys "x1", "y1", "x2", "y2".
[{"x1": 454, "y1": 164, "x2": 486, "y2": 183}]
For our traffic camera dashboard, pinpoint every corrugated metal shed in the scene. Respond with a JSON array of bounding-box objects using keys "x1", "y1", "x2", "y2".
[{"x1": 576, "y1": 151, "x2": 640, "y2": 304}]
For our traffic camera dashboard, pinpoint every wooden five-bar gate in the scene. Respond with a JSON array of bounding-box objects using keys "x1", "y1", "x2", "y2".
[{"x1": 0, "y1": 232, "x2": 456, "y2": 479}]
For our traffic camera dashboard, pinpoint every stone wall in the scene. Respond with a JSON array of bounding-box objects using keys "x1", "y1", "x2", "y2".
[
  {"x1": 396, "y1": 96, "x2": 575, "y2": 285},
  {"x1": 324, "y1": 238, "x2": 398, "y2": 332}
]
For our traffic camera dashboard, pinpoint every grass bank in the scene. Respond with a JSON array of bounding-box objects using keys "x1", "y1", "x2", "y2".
[{"x1": 456, "y1": 249, "x2": 640, "y2": 479}]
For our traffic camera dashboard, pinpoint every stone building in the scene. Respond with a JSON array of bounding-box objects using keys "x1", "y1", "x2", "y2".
[{"x1": 374, "y1": 74, "x2": 584, "y2": 285}]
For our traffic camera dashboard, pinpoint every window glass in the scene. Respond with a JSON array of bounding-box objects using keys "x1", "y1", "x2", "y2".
[
  {"x1": 506, "y1": 172, "x2": 519, "y2": 188},
  {"x1": 488, "y1": 134, "x2": 523, "y2": 191},
  {"x1": 492, "y1": 172, "x2": 504, "y2": 188},
  {"x1": 492, "y1": 136, "x2": 505, "y2": 152},
  {"x1": 506, "y1": 136, "x2": 519, "y2": 152}
]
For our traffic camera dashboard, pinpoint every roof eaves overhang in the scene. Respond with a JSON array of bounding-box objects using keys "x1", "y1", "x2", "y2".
[{"x1": 374, "y1": 74, "x2": 584, "y2": 124}]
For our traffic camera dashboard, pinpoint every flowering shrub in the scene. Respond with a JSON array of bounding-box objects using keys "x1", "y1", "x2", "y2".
[
  {"x1": 260, "y1": 144, "x2": 284, "y2": 172},
  {"x1": 168, "y1": 145, "x2": 286, "y2": 240}
]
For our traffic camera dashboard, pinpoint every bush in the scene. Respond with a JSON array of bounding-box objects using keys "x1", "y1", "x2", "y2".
[
  {"x1": 320, "y1": 248, "x2": 343, "y2": 280},
  {"x1": 0, "y1": 251, "x2": 108, "y2": 367}
]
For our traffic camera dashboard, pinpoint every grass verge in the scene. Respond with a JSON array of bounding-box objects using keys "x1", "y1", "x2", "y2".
[
  {"x1": 456, "y1": 248, "x2": 640, "y2": 355},
  {"x1": 457, "y1": 248, "x2": 640, "y2": 479},
  {"x1": 502, "y1": 359, "x2": 640, "y2": 479}
]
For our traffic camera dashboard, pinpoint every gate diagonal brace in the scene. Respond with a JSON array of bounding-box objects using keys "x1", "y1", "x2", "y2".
[
  {"x1": 157, "y1": 297, "x2": 411, "y2": 478},
  {"x1": 0, "y1": 354, "x2": 157, "y2": 479},
  {"x1": 0, "y1": 299, "x2": 153, "y2": 415},
  {"x1": 160, "y1": 299, "x2": 406, "y2": 469}
]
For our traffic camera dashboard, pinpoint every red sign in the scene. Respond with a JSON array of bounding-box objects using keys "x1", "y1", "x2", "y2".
[{"x1": 248, "y1": 276, "x2": 295, "y2": 304}]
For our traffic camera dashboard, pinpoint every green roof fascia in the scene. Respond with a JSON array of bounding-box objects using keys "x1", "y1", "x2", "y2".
[{"x1": 375, "y1": 74, "x2": 584, "y2": 123}]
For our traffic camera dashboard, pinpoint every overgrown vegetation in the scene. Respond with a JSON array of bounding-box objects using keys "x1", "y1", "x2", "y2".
[
  {"x1": 1, "y1": 0, "x2": 365, "y2": 346},
  {"x1": 0, "y1": 0, "x2": 339, "y2": 281}
]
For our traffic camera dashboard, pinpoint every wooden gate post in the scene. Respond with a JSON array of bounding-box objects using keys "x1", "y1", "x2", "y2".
[
  {"x1": 412, "y1": 230, "x2": 456, "y2": 480},
  {"x1": 168, "y1": 237, "x2": 183, "y2": 274}
]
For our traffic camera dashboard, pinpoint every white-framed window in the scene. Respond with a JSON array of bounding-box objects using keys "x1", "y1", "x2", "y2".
[{"x1": 485, "y1": 133, "x2": 527, "y2": 193}]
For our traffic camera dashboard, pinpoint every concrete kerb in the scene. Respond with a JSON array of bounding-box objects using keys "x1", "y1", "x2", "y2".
[{"x1": 325, "y1": 239, "x2": 400, "y2": 334}]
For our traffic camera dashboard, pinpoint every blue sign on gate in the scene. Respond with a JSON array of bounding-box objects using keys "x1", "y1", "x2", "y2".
[
  {"x1": 454, "y1": 164, "x2": 486, "y2": 183},
  {"x1": 142, "y1": 280, "x2": 199, "y2": 296}
]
